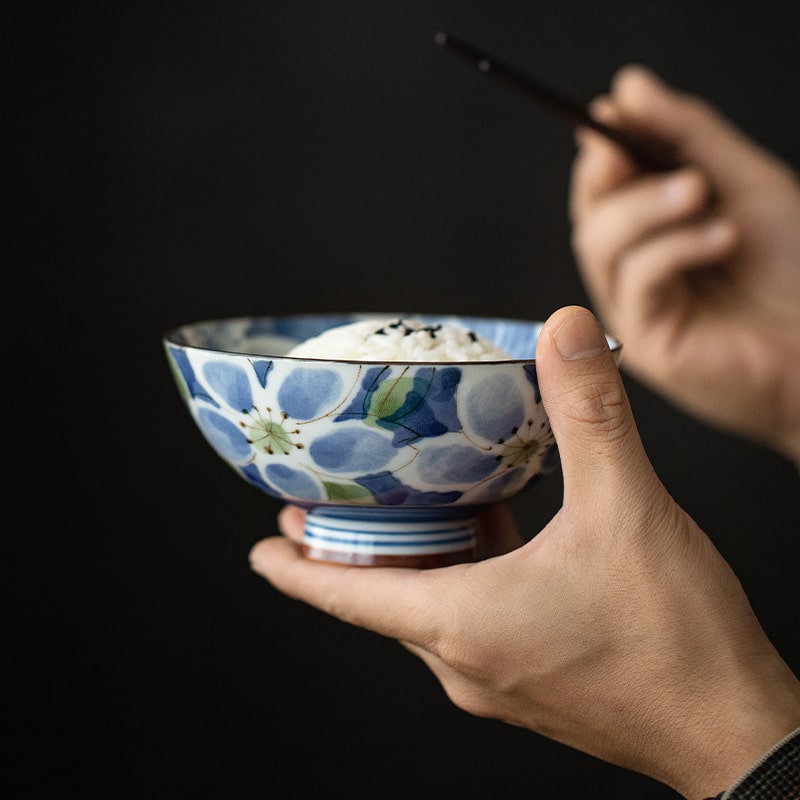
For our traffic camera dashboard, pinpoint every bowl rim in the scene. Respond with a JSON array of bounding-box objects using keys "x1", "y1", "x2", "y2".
[{"x1": 162, "y1": 311, "x2": 622, "y2": 364}]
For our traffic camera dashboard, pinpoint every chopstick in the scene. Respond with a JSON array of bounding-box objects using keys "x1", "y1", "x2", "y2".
[{"x1": 434, "y1": 31, "x2": 679, "y2": 173}]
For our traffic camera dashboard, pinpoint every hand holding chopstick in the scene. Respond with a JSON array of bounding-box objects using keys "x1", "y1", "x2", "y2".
[{"x1": 434, "y1": 31, "x2": 680, "y2": 173}]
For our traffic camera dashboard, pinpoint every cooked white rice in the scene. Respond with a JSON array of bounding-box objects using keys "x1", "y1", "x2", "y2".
[{"x1": 286, "y1": 318, "x2": 511, "y2": 362}]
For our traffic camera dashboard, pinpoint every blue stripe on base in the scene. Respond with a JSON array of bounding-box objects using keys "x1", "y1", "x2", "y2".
[{"x1": 303, "y1": 511, "x2": 477, "y2": 556}]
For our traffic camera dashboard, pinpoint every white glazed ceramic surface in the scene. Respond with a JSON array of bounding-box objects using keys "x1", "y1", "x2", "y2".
[{"x1": 163, "y1": 314, "x2": 619, "y2": 566}]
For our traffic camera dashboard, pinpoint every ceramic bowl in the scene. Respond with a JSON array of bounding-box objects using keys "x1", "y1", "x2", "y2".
[{"x1": 163, "y1": 313, "x2": 620, "y2": 568}]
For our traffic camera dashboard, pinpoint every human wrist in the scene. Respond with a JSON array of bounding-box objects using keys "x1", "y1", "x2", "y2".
[
  {"x1": 700, "y1": 726, "x2": 800, "y2": 800},
  {"x1": 782, "y1": 426, "x2": 800, "y2": 473},
  {"x1": 665, "y1": 665, "x2": 800, "y2": 799}
]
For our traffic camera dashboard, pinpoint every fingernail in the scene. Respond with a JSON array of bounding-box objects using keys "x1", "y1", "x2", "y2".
[{"x1": 553, "y1": 314, "x2": 608, "y2": 361}]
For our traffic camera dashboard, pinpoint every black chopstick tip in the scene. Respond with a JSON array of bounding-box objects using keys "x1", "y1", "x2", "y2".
[{"x1": 434, "y1": 31, "x2": 448, "y2": 46}]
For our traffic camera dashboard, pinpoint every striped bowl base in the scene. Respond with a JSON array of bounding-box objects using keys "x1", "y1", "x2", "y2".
[{"x1": 301, "y1": 507, "x2": 478, "y2": 568}]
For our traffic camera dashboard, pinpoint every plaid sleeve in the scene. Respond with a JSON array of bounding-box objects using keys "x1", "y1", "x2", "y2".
[{"x1": 703, "y1": 726, "x2": 800, "y2": 800}]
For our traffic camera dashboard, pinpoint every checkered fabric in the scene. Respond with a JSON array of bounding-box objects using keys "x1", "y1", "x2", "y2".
[{"x1": 704, "y1": 726, "x2": 800, "y2": 800}]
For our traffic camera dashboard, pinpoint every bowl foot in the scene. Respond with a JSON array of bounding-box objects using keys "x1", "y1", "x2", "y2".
[
  {"x1": 300, "y1": 544, "x2": 475, "y2": 568},
  {"x1": 301, "y1": 508, "x2": 477, "y2": 568}
]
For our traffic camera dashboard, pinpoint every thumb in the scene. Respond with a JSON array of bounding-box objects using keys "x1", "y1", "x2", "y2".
[{"x1": 535, "y1": 306, "x2": 654, "y2": 505}]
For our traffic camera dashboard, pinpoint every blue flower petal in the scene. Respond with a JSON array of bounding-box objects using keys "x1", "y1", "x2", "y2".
[
  {"x1": 417, "y1": 444, "x2": 499, "y2": 484},
  {"x1": 251, "y1": 359, "x2": 273, "y2": 389},
  {"x1": 196, "y1": 408, "x2": 252, "y2": 461},
  {"x1": 278, "y1": 367, "x2": 343, "y2": 420},
  {"x1": 523, "y1": 363, "x2": 541, "y2": 403},
  {"x1": 405, "y1": 489, "x2": 463, "y2": 504},
  {"x1": 309, "y1": 429, "x2": 395, "y2": 472},
  {"x1": 355, "y1": 472, "x2": 462, "y2": 506},
  {"x1": 167, "y1": 347, "x2": 219, "y2": 407},
  {"x1": 470, "y1": 466, "x2": 528, "y2": 502},
  {"x1": 465, "y1": 374, "x2": 524, "y2": 442},
  {"x1": 240, "y1": 463, "x2": 280, "y2": 497},
  {"x1": 265, "y1": 463, "x2": 324, "y2": 500},
  {"x1": 355, "y1": 471, "x2": 412, "y2": 505},
  {"x1": 335, "y1": 366, "x2": 390, "y2": 421},
  {"x1": 203, "y1": 361, "x2": 254, "y2": 412}
]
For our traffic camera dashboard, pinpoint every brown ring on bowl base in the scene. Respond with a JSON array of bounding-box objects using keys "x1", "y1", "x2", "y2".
[{"x1": 300, "y1": 543, "x2": 476, "y2": 569}]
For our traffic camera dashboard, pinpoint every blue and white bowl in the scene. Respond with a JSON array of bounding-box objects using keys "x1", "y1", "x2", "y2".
[{"x1": 163, "y1": 314, "x2": 618, "y2": 567}]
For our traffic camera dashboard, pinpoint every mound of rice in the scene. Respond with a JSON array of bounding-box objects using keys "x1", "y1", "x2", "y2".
[{"x1": 286, "y1": 317, "x2": 511, "y2": 362}]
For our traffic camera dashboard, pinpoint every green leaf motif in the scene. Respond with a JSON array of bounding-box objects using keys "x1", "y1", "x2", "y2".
[
  {"x1": 366, "y1": 376, "x2": 415, "y2": 423},
  {"x1": 323, "y1": 482, "x2": 375, "y2": 502}
]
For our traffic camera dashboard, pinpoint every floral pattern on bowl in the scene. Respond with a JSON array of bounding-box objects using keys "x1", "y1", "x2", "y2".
[{"x1": 163, "y1": 314, "x2": 614, "y2": 566}]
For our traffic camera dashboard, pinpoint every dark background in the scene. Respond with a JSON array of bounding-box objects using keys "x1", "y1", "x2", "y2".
[{"x1": 16, "y1": 2, "x2": 799, "y2": 797}]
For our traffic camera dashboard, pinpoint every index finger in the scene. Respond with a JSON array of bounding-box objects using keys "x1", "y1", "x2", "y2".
[
  {"x1": 249, "y1": 536, "x2": 451, "y2": 646},
  {"x1": 570, "y1": 98, "x2": 638, "y2": 222}
]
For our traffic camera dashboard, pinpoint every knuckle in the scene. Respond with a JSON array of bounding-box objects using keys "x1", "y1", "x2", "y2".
[
  {"x1": 617, "y1": 246, "x2": 652, "y2": 276},
  {"x1": 438, "y1": 636, "x2": 494, "y2": 682},
  {"x1": 443, "y1": 682, "x2": 496, "y2": 720},
  {"x1": 564, "y1": 378, "x2": 632, "y2": 444},
  {"x1": 431, "y1": 589, "x2": 499, "y2": 684}
]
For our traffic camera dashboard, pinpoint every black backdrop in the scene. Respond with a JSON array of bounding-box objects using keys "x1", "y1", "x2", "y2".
[{"x1": 16, "y1": 2, "x2": 800, "y2": 797}]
